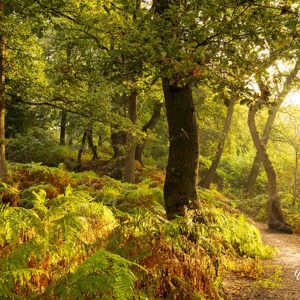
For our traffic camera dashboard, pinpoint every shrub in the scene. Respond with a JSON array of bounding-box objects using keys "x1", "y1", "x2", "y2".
[{"x1": 7, "y1": 128, "x2": 68, "y2": 166}]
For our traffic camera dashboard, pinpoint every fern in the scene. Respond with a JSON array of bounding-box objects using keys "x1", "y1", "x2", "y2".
[
  {"x1": 46, "y1": 249, "x2": 140, "y2": 300},
  {"x1": 0, "y1": 186, "x2": 118, "y2": 298}
]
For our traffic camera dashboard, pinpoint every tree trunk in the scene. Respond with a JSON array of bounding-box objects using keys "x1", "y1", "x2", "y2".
[
  {"x1": 162, "y1": 79, "x2": 200, "y2": 219},
  {"x1": 77, "y1": 131, "x2": 87, "y2": 169},
  {"x1": 135, "y1": 144, "x2": 144, "y2": 165},
  {"x1": 98, "y1": 134, "x2": 102, "y2": 148},
  {"x1": 201, "y1": 100, "x2": 235, "y2": 188},
  {"x1": 59, "y1": 44, "x2": 73, "y2": 146},
  {"x1": 86, "y1": 124, "x2": 98, "y2": 160},
  {"x1": 293, "y1": 150, "x2": 298, "y2": 205},
  {"x1": 110, "y1": 91, "x2": 137, "y2": 183},
  {"x1": 111, "y1": 130, "x2": 127, "y2": 159},
  {"x1": 135, "y1": 101, "x2": 162, "y2": 165},
  {"x1": 246, "y1": 106, "x2": 279, "y2": 195},
  {"x1": 59, "y1": 109, "x2": 67, "y2": 145},
  {"x1": 248, "y1": 101, "x2": 292, "y2": 233},
  {"x1": 246, "y1": 59, "x2": 300, "y2": 196},
  {"x1": 0, "y1": 0, "x2": 7, "y2": 180},
  {"x1": 124, "y1": 91, "x2": 137, "y2": 183}
]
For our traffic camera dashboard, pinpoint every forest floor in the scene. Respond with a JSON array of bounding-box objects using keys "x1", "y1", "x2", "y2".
[{"x1": 224, "y1": 223, "x2": 300, "y2": 299}]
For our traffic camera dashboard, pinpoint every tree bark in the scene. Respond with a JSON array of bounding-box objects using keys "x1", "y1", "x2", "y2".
[
  {"x1": 162, "y1": 79, "x2": 200, "y2": 219},
  {"x1": 293, "y1": 150, "x2": 298, "y2": 205},
  {"x1": 0, "y1": 0, "x2": 7, "y2": 180},
  {"x1": 248, "y1": 100, "x2": 292, "y2": 233},
  {"x1": 111, "y1": 130, "x2": 127, "y2": 159},
  {"x1": 246, "y1": 59, "x2": 300, "y2": 195},
  {"x1": 59, "y1": 44, "x2": 73, "y2": 146},
  {"x1": 85, "y1": 123, "x2": 98, "y2": 160},
  {"x1": 77, "y1": 130, "x2": 87, "y2": 169},
  {"x1": 124, "y1": 91, "x2": 137, "y2": 183},
  {"x1": 201, "y1": 100, "x2": 235, "y2": 188},
  {"x1": 110, "y1": 91, "x2": 137, "y2": 183},
  {"x1": 135, "y1": 101, "x2": 162, "y2": 165},
  {"x1": 59, "y1": 109, "x2": 67, "y2": 145},
  {"x1": 246, "y1": 105, "x2": 280, "y2": 195}
]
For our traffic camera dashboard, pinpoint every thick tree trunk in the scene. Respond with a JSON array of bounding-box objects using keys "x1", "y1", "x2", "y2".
[
  {"x1": 111, "y1": 130, "x2": 127, "y2": 159},
  {"x1": 124, "y1": 91, "x2": 137, "y2": 183},
  {"x1": 248, "y1": 102, "x2": 292, "y2": 233},
  {"x1": 110, "y1": 129, "x2": 127, "y2": 180},
  {"x1": 135, "y1": 144, "x2": 144, "y2": 165},
  {"x1": 0, "y1": 0, "x2": 7, "y2": 180},
  {"x1": 59, "y1": 109, "x2": 67, "y2": 145},
  {"x1": 246, "y1": 59, "x2": 300, "y2": 195},
  {"x1": 162, "y1": 79, "x2": 200, "y2": 219},
  {"x1": 201, "y1": 100, "x2": 235, "y2": 188},
  {"x1": 135, "y1": 101, "x2": 162, "y2": 165}
]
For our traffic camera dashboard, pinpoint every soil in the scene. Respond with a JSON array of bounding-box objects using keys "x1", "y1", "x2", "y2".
[{"x1": 224, "y1": 223, "x2": 300, "y2": 300}]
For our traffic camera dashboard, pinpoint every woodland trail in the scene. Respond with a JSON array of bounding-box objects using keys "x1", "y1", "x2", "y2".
[{"x1": 224, "y1": 223, "x2": 300, "y2": 299}]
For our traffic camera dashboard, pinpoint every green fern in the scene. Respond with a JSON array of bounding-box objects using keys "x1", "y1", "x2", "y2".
[
  {"x1": 0, "y1": 186, "x2": 118, "y2": 298},
  {"x1": 46, "y1": 249, "x2": 140, "y2": 300}
]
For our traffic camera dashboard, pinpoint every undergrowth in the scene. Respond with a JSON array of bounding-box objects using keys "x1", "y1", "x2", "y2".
[
  {"x1": 0, "y1": 163, "x2": 275, "y2": 299},
  {"x1": 234, "y1": 192, "x2": 300, "y2": 229}
]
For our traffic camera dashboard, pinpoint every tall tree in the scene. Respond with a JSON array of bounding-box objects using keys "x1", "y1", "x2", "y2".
[
  {"x1": 0, "y1": 0, "x2": 7, "y2": 179},
  {"x1": 153, "y1": 0, "x2": 201, "y2": 218},
  {"x1": 151, "y1": 0, "x2": 290, "y2": 218},
  {"x1": 248, "y1": 81, "x2": 292, "y2": 233},
  {"x1": 201, "y1": 97, "x2": 236, "y2": 188},
  {"x1": 246, "y1": 59, "x2": 300, "y2": 196}
]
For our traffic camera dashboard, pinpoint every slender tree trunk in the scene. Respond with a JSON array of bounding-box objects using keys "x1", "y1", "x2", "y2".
[
  {"x1": 59, "y1": 109, "x2": 67, "y2": 145},
  {"x1": 0, "y1": 0, "x2": 7, "y2": 180},
  {"x1": 98, "y1": 134, "x2": 102, "y2": 148},
  {"x1": 77, "y1": 131, "x2": 87, "y2": 169},
  {"x1": 162, "y1": 79, "x2": 200, "y2": 219},
  {"x1": 246, "y1": 59, "x2": 300, "y2": 195},
  {"x1": 124, "y1": 91, "x2": 137, "y2": 183},
  {"x1": 201, "y1": 100, "x2": 235, "y2": 188},
  {"x1": 248, "y1": 101, "x2": 292, "y2": 233},
  {"x1": 293, "y1": 150, "x2": 298, "y2": 205},
  {"x1": 86, "y1": 124, "x2": 98, "y2": 160},
  {"x1": 246, "y1": 106, "x2": 279, "y2": 195},
  {"x1": 59, "y1": 44, "x2": 73, "y2": 146},
  {"x1": 135, "y1": 101, "x2": 162, "y2": 165}
]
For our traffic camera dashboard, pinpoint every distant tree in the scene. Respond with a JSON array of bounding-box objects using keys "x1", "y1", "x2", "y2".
[{"x1": 246, "y1": 59, "x2": 300, "y2": 196}]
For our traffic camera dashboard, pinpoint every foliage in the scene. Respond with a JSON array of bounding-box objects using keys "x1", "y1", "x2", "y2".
[
  {"x1": 0, "y1": 164, "x2": 276, "y2": 299},
  {"x1": 46, "y1": 249, "x2": 140, "y2": 300},
  {"x1": 7, "y1": 129, "x2": 69, "y2": 166},
  {"x1": 234, "y1": 192, "x2": 300, "y2": 229}
]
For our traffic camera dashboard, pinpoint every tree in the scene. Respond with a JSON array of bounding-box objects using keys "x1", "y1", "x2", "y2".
[
  {"x1": 246, "y1": 59, "x2": 300, "y2": 196},
  {"x1": 0, "y1": 0, "x2": 7, "y2": 179},
  {"x1": 271, "y1": 106, "x2": 300, "y2": 205},
  {"x1": 30, "y1": 0, "x2": 299, "y2": 219},
  {"x1": 151, "y1": 0, "x2": 294, "y2": 218},
  {"x1": 135, "y1": 101, "x2": 162, "y2": 165},
  {"x1": 201, "y1": 98, "x2": 236, "y2": 189},
  {"x1": 248, "y1": 81, "x2": 292, "y2": 233}
]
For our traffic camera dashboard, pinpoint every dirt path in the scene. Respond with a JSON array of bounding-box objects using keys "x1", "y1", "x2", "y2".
[{"x1": 224, "y1": 223, "x2": 300, "y2": 299}]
